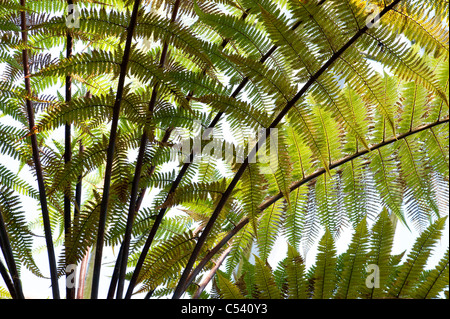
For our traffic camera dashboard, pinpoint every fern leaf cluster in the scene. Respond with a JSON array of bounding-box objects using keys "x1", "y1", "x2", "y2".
[
  {"x1": 215, "y1": 212, "x2": 449, "y2": 299},
  {"x1": 0, "y1": 0, "x2": 448, "y2": 299}
]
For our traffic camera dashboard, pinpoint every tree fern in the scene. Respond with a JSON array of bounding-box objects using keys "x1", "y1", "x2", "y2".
[
  {"x1": 413, "y1": 248, "x2": 449, "y2": 299},
  {"x1": 313, "y1": 229, "x2": 337, "y2": 299},
  {"x1": 335, "y1": 218, "x2": 369, "y2": 299},
  {"x1": 0, "y1": 0, "x2": 448, "y2": 300}
]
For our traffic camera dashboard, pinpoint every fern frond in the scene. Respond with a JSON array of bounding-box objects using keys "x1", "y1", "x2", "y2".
[
  {"x1": 195, "y1": 3, "x2": 270, "y2": 58},
  {"x1": 136, "y1": 11, "x2": 213, "y2": 69},
  {"x1": 216, "y1": 270, "x2": 246, "y2": 299},
  {"x1": 0, "y1": 164, "x2": 39, "y2": 200},
  {"x1": 240, "y1": 163, "x2": 266, "y2": 233},
  {"x1": 284, "y1": 186, "x2": 308, "y2": 250},
  {"x1": 335, "y1": 218, "x2": 369, "y2": 299},
  {"x1": 226, "y1": 217, "x2": 255, "y2": 275},
  {"x1": 285, "y1": 244, "x2": 307, "y2": 299},
  {"x1": 364, "y1": 25, "x2": 448, "y2": 107},
  {"x1": 256, "y1": 200, "x2": 283, "y2": 262},
  {"x1": 136, "y1": 231, "x2": 197, "y2": 292},
  {"x1": 0, "y1": 187, "x2": 42, "y2": 277},
  {"x1": 398, "y1": 137, "x2": 440, "y2": 230},
  {"x1": 388, "y1": 216, "x2": 448, "y2": 298},
  {"x1": 386, "y1": 4, "x2": 449, "y2": 57},
  {"x1": 412, "y1": 247, "x2": 449, "y2": 299},
  {"x1": 364, "y1": 208, "x2": 395, "y2": 299},
  {"x1": 253, "y1": 255, "x2": 281, "y2": 299},
  {"x1": 369, "y1": 146, "x2": 406, "y2": 226},
  {"x1": 313, "y1": 229, "x2": 337, "y2": 299}
]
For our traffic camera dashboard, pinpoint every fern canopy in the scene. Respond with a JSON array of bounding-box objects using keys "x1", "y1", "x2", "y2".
[{"x1": 0, "y1": 0, "x2": 448, "y2": 300}]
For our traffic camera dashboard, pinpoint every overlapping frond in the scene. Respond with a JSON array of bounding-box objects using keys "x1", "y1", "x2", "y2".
[{"x1": 215, "y1": 211, "x2": 449, "y2": 299}]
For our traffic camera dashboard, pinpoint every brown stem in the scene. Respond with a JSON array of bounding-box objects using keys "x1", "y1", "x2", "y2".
[
  {"x1": 76, "y1": 246, "x2": 90, "y2": 299},
  {"x1": 192, "y1": 247, "x2": 232, "y2": 299}
]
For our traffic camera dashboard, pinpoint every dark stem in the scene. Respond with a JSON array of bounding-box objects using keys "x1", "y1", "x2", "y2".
[
  {"x1": 172, "y1": 0, "x2": 402, "y2": 298},
  {"x1": 192, "y1": 246, "x2": 231, "y2": 299},
  {"x1": 107, "y1": 242, "x2": 124, "y2": 299},
  {"x1": 144, "y1": 289, "x2": 155, "y2": 299},
  {"x1": 74, "y1": 140, "x2": 84, "y2": 220},
  {"x1": 64, "y1": 0, "x2": 74, "y2": 300},
  {"x1": 114, "y1": 0, "x2": 182, "y2": 300},
  {"x1": 20, "y1": 0, "x2": 60, "y2": 299},
  {"x1": 91, "y1": 0, "x2": 142, "y2": 299},
  {"x1": 0, "y1": 207, "x2": 24, "y2": 299},
  {"x1": 0, "y1": 259, "x2": 16, "y2": 299}
]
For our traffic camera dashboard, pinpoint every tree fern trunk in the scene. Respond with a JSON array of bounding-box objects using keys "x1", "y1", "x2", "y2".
[
  {"x1": 20, "y1": 0, "x2": 60, "y2": 299},
  {"x1": 90, "y1": 0, "x2": 142, "y2": 299}
]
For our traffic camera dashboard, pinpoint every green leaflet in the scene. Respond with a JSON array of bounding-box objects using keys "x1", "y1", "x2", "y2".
[
  {"x1": 313, "y1": 229, "x2": 337, "y2": 299},
  {"x1": 0, "y1": 187, "x2": 42, "y2": 278},
  {"x1": 195, "y1": 3, "x2": 270, "y2": 57},
  {"x1": 135, "y1": 11, "x2": 213, "y2": 69},
  {"x1": 240, "y1": 163, "x2": 265, "y2": 233},
  {"x1": 287, "y1": 102, "x2": 331, "y2": 176},
  {"x1": 385, "y1": 3, "x2": 449, "y2": 58},
  {"x1": 366, "y1": 26, "x2": 448, "y2": 109},
  {"x1": 370, "y1": 146, "x2": 408, "y2": 227},
  {"x1": 194, "y1": 95, "x2": 270, "y2": 130},
  {"x1": 256, "y1": 200, "x2": 283, "y2": 262},
  {"x1": 364, "y1": 208, "x2": 395, "y2": 299},
  {"x1": 398, "y1": 137, "x2": 440, "y2": 230},
  {"x1": 399, "y1": 81, "x2": 428, "y2": 134},
  {"x1": 335, "y1": 218, "x2": 369, "y2": 299},
  {"x1": 285, "y1": 244, "x2": 307, "y2": 299},
  {"x1": 253, "y1": 255, "x2": 281, "y2": 299},
  {"x1": 137, "y1": 231, "x2": 197, "y2": 292},
  {"x1": 0, "y1": 164, "x2": 39, "y2": 200},
  {"x1": 413, "y1": 248, "x2": 449, "y2": 299},
  {"x1": 388, "y1": 216, "x2": 448, "y2": 298},
  {"x1": 216, "y1": 270, "x2": 246, "y2": 299},
  {"x1": 284, "y1": 186, "x2": 308, "y2": 250}
]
